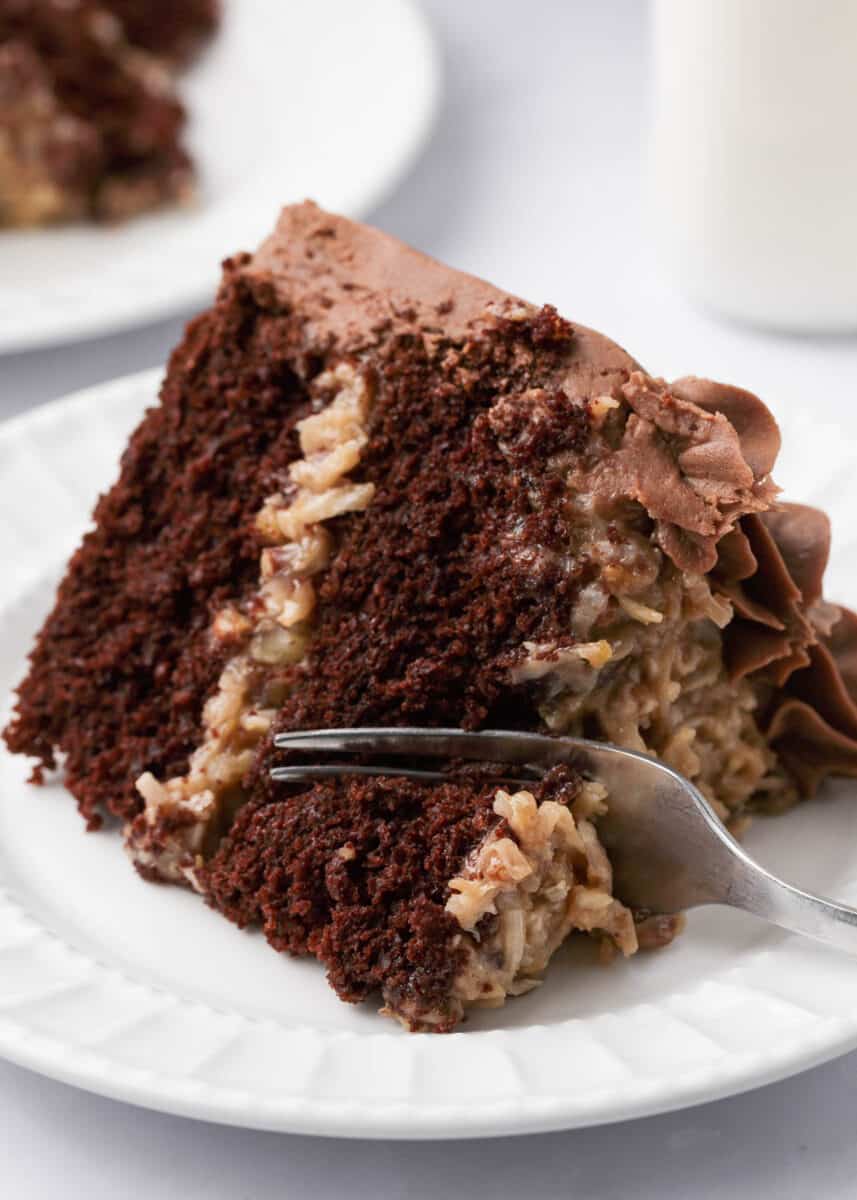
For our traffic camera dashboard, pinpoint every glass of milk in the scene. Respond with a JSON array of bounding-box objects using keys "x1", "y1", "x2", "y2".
[{"x1": 651, "y1": 0, "x2": 857, "y2": 332}]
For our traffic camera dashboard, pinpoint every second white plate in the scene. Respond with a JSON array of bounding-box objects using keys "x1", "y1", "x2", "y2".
[
  {"x1": 2, "y1": 370, "x2": 857, "y2": 1139},
  {"x1": 0, "y1": 0, "x2": 439, "y2": 354}
]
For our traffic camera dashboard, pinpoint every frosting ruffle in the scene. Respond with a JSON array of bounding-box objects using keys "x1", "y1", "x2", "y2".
[
  {"x1": 598, "y1": 370, "x2": 857, "y2": 798},
  {"x1": 591, "y1": 372, "x2": 779, "y2": 574},
  {"x1": 664, "y1": 377, "x2": 857, "y2": 798},
  {"x1": 765, "y1": 567, "x2": 857, "y2": 796}
]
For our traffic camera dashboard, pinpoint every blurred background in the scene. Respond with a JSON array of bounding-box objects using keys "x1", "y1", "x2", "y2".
[
  {"x1": 4, "y1": 0, "x2": 856, "y2": 425},
  {"x1": 2, "y1": 1, "x2": 857, "y2": 1197}
]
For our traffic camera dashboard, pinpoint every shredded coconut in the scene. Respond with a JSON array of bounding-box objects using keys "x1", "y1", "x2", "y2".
[
  {"x1": 511, "y1": 639, "x2": 613, "y2": 684},
  {"x1": 402, "y1": 786, "x2": 637, "y2": 1028}
]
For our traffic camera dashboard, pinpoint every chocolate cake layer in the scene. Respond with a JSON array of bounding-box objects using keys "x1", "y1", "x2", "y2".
[
  {"x1": 4, "y1": 261, "x2": 314, "y2": 825},
  {"x1": 6, "y1": 202, "x2": 857, "y2": 1028}
]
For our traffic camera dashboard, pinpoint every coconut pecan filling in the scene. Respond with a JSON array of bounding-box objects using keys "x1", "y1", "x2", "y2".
[
  {"x1": 513, "y1": 566, "x2": 778, "y2": 826},
  {"x1": 385, "y1": 783, "x2": 636, "y2": 1031},
  {"x1": 496, "y1": 381, "x2": 787, "y2": 828},
  {"x1": 126, "y1": 363, "x2": 374, "y2": 884}
]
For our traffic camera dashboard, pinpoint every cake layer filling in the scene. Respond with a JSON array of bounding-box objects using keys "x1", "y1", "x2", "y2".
[
  {"x1": 495, "y1": 371, "x2": 798, "y2": 824},
  {"x1": 514, "y1": 567, "x2": 777, "y2": 824},
  {"x1": 403, "y1": 782, "x2": 637, "y2": 1030},
  {"x1": 127, "y1": 363, "x2": 375, "y2": 884}
]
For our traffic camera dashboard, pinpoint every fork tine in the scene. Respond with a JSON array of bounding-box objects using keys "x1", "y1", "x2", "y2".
[
  {"x1": 272, "y1": 726, "x2": 569, "y2": 765},
  {"x1": 270, "y1": 765, "x2": 450, "y2": 783}
]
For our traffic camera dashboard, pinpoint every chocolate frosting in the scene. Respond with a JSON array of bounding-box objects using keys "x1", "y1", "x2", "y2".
[
  {"x1": 668, "y1": 378, "x2": 857, "y2": 797},
  {"x1": 597, "y1": 366, "x2": 857, "y2": 795},
  {"x1": 590, "y1": 373, "x2": 779, "y2": 575},
  {"x1": 245, "y1": 201, "x2": 523, "y2": 348},
  {"x1": 766, "y1": 588, "x2": 857, "y2": 795},
  {"x1": 247, "y1": 202, "x2": 857, "y2": 799},
  {"x1": 243, "y1": 201, "x2": 637, "y2": 396}
]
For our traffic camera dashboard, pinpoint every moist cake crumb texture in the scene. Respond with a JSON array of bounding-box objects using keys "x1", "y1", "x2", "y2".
[{"x1": 5, "y1": 201, "x2": 857, "y2": 1029}]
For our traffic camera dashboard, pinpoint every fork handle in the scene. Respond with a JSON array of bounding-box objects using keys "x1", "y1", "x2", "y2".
[{"x1": 722, "y1": 861, "x2": 857, "y2": 956}]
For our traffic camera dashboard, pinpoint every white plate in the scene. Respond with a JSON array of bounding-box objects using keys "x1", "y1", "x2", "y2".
[
  {"x1": 0, "y1": 0, "x2": 439, "y2": 355},
  {"x1": 3, "y1": 370, "x2": 857, "y2": 1140}
]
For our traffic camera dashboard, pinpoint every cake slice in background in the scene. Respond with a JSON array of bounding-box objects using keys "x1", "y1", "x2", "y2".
[
  {"x1": 6, "y1": 202, "x2": 857, "y2": 1029},
  {"x1": 0, "y1": 0, "x2": 215, "y2": 226}
]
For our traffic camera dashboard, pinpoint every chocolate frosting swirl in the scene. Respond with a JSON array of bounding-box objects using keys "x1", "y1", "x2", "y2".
[
  {"x1": 668, "y1": 375, "x2": 857, "y2": 798},
  {"x1": 592, "y1": 372, "x2": 780, "y2": 575}
]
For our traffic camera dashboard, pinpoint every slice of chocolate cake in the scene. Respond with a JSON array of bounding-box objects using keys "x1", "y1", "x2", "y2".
[
  {"x1": 0, "y1": 0, "x2": 194, "y2": 226},
  {"x1": 6, "y1": 201, "x2": 857, "y2": 1030}
]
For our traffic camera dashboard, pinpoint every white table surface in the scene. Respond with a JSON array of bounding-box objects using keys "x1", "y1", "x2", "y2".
[{"x1": 3, "y1": 1, "x2": 857, "y2": 1195}]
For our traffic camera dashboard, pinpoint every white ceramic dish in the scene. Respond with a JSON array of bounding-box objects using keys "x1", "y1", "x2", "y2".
[
  {"x1": 2, "y1": 369, "x2": 857, "y2": 1139},
  {"x1": 0, "y1": 0, "x2": 439, "y2": 355}
]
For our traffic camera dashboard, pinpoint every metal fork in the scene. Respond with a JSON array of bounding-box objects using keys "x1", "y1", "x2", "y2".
[{"x1": 272, "y1": 726, "x2": 857, "y2": 955}]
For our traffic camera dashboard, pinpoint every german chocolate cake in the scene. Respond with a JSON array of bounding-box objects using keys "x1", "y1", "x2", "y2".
[{"x1": 6, "y1": 202, "x2": 857, "y2": 1030}]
